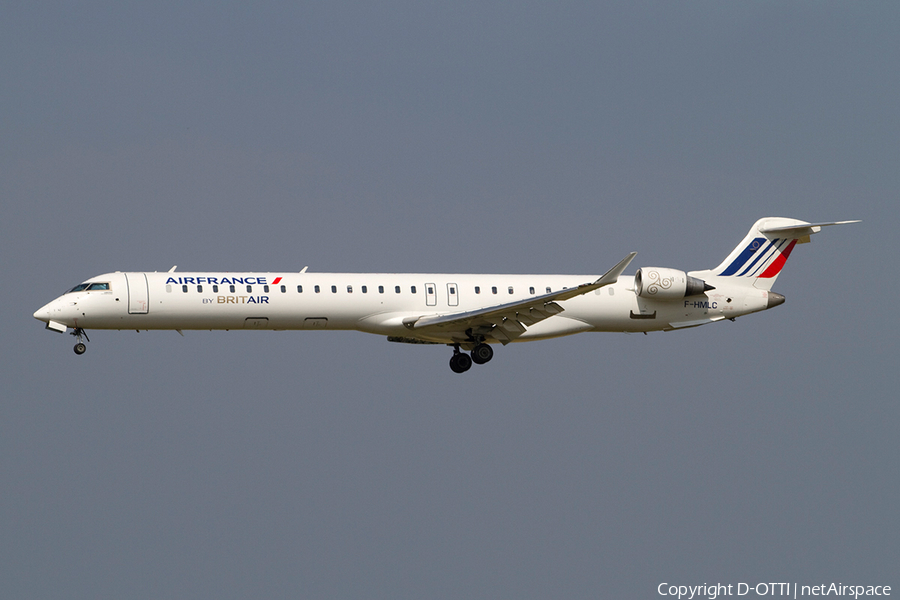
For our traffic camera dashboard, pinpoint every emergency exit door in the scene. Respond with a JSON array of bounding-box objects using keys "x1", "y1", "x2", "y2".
[{"x1": 447, "y1": 283, "x2": 458, "y2": 306}]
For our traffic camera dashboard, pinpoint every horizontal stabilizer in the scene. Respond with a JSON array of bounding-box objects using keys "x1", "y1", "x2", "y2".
[{"x1": 758, "y1": 220, "x2": 860, "y2": 238}]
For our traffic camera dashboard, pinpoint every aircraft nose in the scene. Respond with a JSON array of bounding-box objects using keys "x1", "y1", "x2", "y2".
[{"x1": 33, "y1": 302, "x2": 53, "y2": 322}]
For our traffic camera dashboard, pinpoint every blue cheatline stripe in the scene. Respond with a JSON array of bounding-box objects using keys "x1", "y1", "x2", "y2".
[
  {"x1": 720, "y1": 237, "x2": 766, "y2": 276},
  {"x1": 737, "y1": 239, "x2": 780, "y2": 277},
  {"x1": 746, "y1": 239, "x2": 788, "y2": 277}
]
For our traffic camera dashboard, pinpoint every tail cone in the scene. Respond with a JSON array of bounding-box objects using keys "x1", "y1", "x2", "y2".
[{"x1": 767, "y1": 292, "x2": 786, "y2": 309}]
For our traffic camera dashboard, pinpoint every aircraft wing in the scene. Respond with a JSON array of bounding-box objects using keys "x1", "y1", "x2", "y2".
[{"x1": 402, "y1": 252, "x2": 637, "y2": 344}]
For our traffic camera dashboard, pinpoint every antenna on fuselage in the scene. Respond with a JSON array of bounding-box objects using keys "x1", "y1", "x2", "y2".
[
  {"x1": 300, "y1": 266, "x2": 308, "y2": 273},
  {"x1": 168, "y1": 266, "x2": 177, "y2": 272}
]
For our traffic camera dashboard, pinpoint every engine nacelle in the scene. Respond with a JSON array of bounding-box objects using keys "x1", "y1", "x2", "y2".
[{"x1": 634, "y1": 267, "x2": 712, "y2": 299}]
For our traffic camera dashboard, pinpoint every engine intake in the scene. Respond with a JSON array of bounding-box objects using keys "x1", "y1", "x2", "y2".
[{"x1": 634, "y1": 267, "x2": 714, "y2": 299}]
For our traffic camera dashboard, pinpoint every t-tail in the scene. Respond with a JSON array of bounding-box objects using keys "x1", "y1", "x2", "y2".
[{"x1": 690, "y1": 217, "x2": 859, "y2": 291}]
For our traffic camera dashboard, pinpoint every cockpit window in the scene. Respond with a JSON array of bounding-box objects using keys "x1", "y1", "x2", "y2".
[{"x1": 66, "y1": 282, "x2": 110, "y2": 293}]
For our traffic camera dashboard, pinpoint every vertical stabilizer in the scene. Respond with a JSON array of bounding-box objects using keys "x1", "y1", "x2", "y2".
[{"x1": 690, "y1": 218, "x2": 858, "y2": 291}]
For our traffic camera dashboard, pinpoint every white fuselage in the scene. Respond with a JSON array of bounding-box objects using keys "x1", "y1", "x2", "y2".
[
  {"x1": 34, "y1": 270, "x2": 773, "y2": 344},
  {"x1": 32, "y1": 217, "x2": 854, "y2": 370}
]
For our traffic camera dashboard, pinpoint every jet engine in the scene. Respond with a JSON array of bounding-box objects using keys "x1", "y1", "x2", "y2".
[{"x1": 633, "y1": 267, "x2": 713, "y2": 299}]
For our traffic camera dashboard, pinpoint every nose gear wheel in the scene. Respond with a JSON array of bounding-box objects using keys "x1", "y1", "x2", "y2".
[{"x1": 70, "y1": 328, "x2": 90, "y2": 355}]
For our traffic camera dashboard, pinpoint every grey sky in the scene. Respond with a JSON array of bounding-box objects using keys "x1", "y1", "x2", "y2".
[{"x1": 3, "y1": 2, "x2": 898, "y2": 599}]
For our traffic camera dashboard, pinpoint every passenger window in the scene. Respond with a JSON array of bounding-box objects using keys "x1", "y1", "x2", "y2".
[
  {"x1": 492, "y1": 286, "x2": 497, "y2": 294},
  {"x1": 395, "y1": 286, "x2": 400, "y2": 294},
  {"x1": 508, "y1": 286, "x2": 513, "y2": 294},
  {"x1": 166, "y1": 284, "x2": 172, "y2": 293},
  {"x1": 298, "y1": 285, "x2": 303, "y2": 293},
  {"x1": 315, "y1": 285, "x2": 320, "y2": 293},
  {"x1": 362, "y1": 286, "x2": 367, "y2": 293},
  {"x1": 280, "y1": 285, "x2": 286, "y2": 293},
  {"x1": 475, "y1": 286, "x2": 480, "y2": 294},
  {"x1": 378, "y1": 285, "x2": 384, "y2": 294},
  {"x1": 264, "y1": 285, "x2": 269, "y2": 293},
  {"x1": 411, "y1": 286, "x2": 416, "y2": 294},
  {"x1": 182, "y1": 285, "x2": 188, "y2": 293},
  {"x1": 347, "y1": 285, "x2": 353, "y2": 293},
  {"x1": 197, "y1": 285, "x2": 203, "y2": 292},
  {"x1": 546, "y1": 287, "x2": 551, "y2": 293},
  {"x1": 529, "y1": 287, "x2": 535, "y2": 294},
  {"x1": 247, "y1": 285, "x2": 252, "y2": 293},
  {"x1": 213, "y1": 285, "x2": 218, "y2": 293},
  {"x1": 230, "y1": 285, "x2": 236, "y2": 293},
  {"x1": 331, "y1": 285, "x2": 337, "y2": 293}
]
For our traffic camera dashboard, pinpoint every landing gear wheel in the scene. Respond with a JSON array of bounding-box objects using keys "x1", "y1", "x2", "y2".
[
  {"x1": 470, "y1": 343, "x2": 493, "y2": 365},
  {"x1": 449, "y1": 353, "x2": 472, "y2": 373},
  {"x1": 70, "y1": 327, "x2": 89, "y2": 355}
]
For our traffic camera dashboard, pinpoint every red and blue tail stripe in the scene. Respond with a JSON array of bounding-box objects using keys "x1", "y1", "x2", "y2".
[
  {"x1": 735, "y1": 239, "x2": 779, "y2": 276},
  {"x1": 758, "y1": 240, "x2": 796, "y2": 279},
  {"x1": 699, "y1": 217, "x2": 857, "y2": 292},
  {"x1": 719, "y1": 237, "x2": 765, "y2": 276},
  {"x1": 719, "y1": 237, "x2": 797, "y2": 279}
]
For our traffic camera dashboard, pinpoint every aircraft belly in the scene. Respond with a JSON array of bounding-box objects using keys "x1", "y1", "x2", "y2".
[
  {"x1": 574, "y1": 291, "x2": 731, "y2": 333},
  {"x1": 355, "y1": 313, "x2": 417, "y2": 336},
  {"x1": 562, "y1": 291, "x2": 649, "y2": 332},
  {"x1": 514, "y1": 316, "x2": 593, "y2": 341}
]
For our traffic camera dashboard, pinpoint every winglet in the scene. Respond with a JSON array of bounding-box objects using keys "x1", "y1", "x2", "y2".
[
  {"x1": 595, "y1": 251, "x2": 638, "y2": 286},
  {"x1": 554, "y1": 252, "x2": 638, "y2": 301}
]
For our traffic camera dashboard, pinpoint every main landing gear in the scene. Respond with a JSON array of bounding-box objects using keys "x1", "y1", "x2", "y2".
[
  {"x1": 71, "y1": 328, "x2": 89, "y2": 355},
  {"x1": 448, "y1": 342, "x2": 494, "y2": 373},
  {"x1": 470, "y1": 343, "x2": 493, "y2": 365}
]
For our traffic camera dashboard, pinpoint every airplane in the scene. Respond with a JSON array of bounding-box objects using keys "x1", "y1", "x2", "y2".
[{"x1": 33, "y1": 217, "x2": 857, "y2": 373}]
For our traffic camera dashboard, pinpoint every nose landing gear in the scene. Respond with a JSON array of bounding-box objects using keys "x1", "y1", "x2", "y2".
[{"x1": 71, "y1": 328, "x2": 90, "y2": 355}]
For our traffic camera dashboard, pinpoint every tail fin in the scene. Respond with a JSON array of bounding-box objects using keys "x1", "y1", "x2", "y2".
[{"x1": 691, "y1": 218, "x2": 859, "y2": 291}]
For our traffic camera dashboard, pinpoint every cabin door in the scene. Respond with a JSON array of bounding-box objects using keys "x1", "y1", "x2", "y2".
[
  {"x1": 425, "y1": 283, "x2": 437, "y2": 306},
  {"x1": 125, "y1": 273, "x2": 149, "y2": 314}
]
